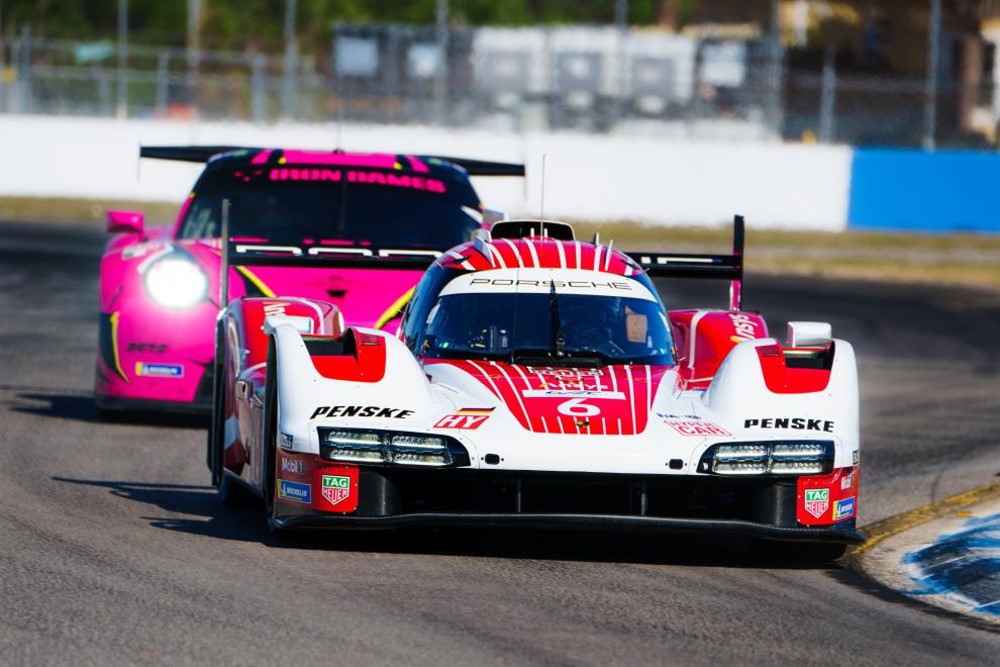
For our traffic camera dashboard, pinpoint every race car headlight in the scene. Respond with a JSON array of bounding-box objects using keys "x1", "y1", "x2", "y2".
[
  {"x1": 143, "y1": 257, "x2": 208, "y2": 309},
  {"x1": 318, "y1": 428, "x2": 471, "y2": 467},
  {"x1": 698, "y1": 440, "x2": 834, "y2": 476}
]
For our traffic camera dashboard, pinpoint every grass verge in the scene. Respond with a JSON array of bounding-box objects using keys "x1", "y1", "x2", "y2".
[{"x1": 2, "y1": 197, "x2": 998, "y2": 288}]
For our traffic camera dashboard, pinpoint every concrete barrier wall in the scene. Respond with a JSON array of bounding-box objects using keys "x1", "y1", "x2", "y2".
[
  {"x1": 848, "y1": 149, "x2": 1000, "y2": 233},
  {"x1": 1, "y1": 115, "x2": 851, "y2": 231},
  {"x1": 5, "y1": 115, "x2": 998, "y2": 233}
]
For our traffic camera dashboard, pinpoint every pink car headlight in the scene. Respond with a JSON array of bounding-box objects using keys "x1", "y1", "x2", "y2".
[{"x1": 143, "y1": 257, "x2": 208, "y2": 309}]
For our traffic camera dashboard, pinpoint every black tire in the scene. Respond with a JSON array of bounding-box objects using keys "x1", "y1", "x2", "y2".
[
  {"x1": 207, "y1": 321, "x2": 226, "y2": 483},
  {"x1": 207, "y1": 360, "x2": 225, "y2": 485},
  {"x1": 262, "y1": 341, "x2": 286, "y2": 538},
  {"x1": 219, "y1": 472, "x2": 259, "y2": 509}
]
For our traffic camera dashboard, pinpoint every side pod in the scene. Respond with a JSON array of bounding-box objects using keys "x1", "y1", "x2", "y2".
[
  {"x1": 704, "y1": 338, "x2": 860, "y2": 449},
  {"x1": 267, "y1": 323, "x2": 437, "y2": 453}
]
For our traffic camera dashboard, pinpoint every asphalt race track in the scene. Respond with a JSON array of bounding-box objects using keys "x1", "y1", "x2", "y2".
[{"x1": 1, "y1": 220, "x2": 999, "y2": 664}]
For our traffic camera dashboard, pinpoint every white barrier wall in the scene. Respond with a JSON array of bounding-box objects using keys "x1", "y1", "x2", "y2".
[{"x1": 2, "y1": 115, "x2": 851, "y2": 231}]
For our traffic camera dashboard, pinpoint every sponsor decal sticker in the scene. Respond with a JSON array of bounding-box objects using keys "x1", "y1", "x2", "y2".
[
  {"x1": 267, "y1": 168, "x2": 447, "y2": 193},
  {"x1": 279, "y1": 432, "x2": 294, "y2": 450},
  {"x1": 841, "y1": 471, "x2": 856, "y2": 490},
  {"x1": 134, "y1": 362, "x2": 184, "y2": 378},
  {"x1": 310, "y1": 405, "x2": 415, "y2": 420},
  {"x1": 728, "y1": 313, "x2": 760, "y2": 344},
  {"x1": 526, "y1": 367, "x2": 603, "y2": 377},
  {"x1": 522, "y1": 389, "x2": 625, "y2": 399},
  {"x1": 127, "y1": 342, "x2": 168, "y2": 353},
  {"x1": 434, "y1": 407, "x2": 494, "y2": 430},
  {"x1": 744, "y1": 417, "x2": 834, "y2": 433},
  {"x1": 852, "y1": 450, "x2": 859, "y2": 465},
  {"x1": 321, "y1": 475, "x2": 351, "y2": 506},
  {"x1": 281, "y1": 458, "x2": 304, "y2": 475},
  {"x1": 469, "y1": 278, "x2": 632, "y2": 291},
  {"x1": 803, "y1": 488, "x2": 830, "y2": 519},
  {"x1": 664, "y1": 420, "x2": 731, "y2": 437},
  {"x1": 277, "y1": 480, "x2": 311, "y2": 504},
  {"x1": 833, "y1": 497, "x2": 856, "y2": 520}
]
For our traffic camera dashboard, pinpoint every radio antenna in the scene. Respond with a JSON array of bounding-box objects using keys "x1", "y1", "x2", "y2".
[
  {"x1": 220, "y1": 198, "x2": 231, "y2": 309},
  {"x1": 539, "y1": 153, "x2": 548, "y2": 224}
]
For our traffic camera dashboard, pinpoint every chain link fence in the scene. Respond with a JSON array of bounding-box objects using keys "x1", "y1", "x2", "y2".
[{"x1": 0, "y1": 24, "x2": 994, "y2": 147}]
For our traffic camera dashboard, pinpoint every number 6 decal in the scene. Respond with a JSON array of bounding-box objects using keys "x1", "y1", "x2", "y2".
[{"x1": 557, "y1": 397, "x2": 600, "y2": 417}]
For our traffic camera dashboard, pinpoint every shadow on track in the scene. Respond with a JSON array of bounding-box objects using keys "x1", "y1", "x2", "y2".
[
  {"x1": 11, "y1": 389, "x2": 208, "y2": 429},
  {"x1": 53, "y1": 474, "x2": 846, "y2": 571}
]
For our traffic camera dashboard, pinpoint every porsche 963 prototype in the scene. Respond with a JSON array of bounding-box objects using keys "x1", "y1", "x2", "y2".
[{"x1": 208, "y1": 215, "x2": 862, "y2": 560}]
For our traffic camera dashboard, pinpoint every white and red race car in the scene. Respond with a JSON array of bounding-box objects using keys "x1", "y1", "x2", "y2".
[{"x1": 208, "y1": 217, "x2": 862, "y2": 559}]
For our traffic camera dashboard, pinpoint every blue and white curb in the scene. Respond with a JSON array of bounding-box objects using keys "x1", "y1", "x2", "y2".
[
  {"x1": 856, "y1": 494, "x2": 1000, "y2": 626},
  {"x1": 904, "y1": 513, "x2": 1000, "y2": 617}
]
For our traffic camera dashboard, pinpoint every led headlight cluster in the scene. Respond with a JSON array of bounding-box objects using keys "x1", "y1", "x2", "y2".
[
  {"x1": 318, "y1": 428, "x2": 470, "y2": 468},
  {"x1": 143, "y1": 256, "x2": 208, "y2": 309},
  {"x1": 698, "y1": 440, "x2": 834, "y2": 476}
]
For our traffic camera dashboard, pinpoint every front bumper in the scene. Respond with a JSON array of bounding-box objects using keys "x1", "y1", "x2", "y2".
[
  {"x1": 274, "y1": 511, "x2": 862, "y2": 544},
  {"x1": 271, "y1": 459, "x2": 863, "y2": 544}
]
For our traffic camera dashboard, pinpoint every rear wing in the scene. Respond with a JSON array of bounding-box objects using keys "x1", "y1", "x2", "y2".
[
  {"x1": 626, "y1": 215, "x2": 745, "y2": 310},
  {"x1": 139, "y1": 145, "x2": 525, "y2": 177},
  {"x1": 218, "y1": 201, "x2": 444, "y2": 308}
]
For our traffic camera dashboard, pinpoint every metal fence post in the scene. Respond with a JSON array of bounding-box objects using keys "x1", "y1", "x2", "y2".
[
  {"x1": 252, "y1": 53, "x2": 268, "y2": 123},
  {"x1": 434, "y1": 0, "x2": 450, "y2": 122},
  {"x1": 16, "y1": 26, "x2": 31, "y2": 114},
  {"x1": 819, "y1": 47, "x2": 836, "y2": 143},
  {"x1": 155, "y1": 49, "x2": 169, "y2": 117},
  {"x1": 116, "y1": 0, "x2": 128, "y2": 119},
  {"x1": 281, "y1": 0, "x2": 298, "y2": 121},
  {"x1": 767, "y1": 0, "x2": 784, "y2": 139},
  {"x1": 924, "y1": 0, "x2": 941, "y2": 151}
]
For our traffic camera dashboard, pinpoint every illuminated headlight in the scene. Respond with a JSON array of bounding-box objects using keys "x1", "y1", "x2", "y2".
[
  {"x1": 143, "y1": 257, "x2": 208, "y2": 309},
  {"x1": 318, "y1": 428, "x2": 470, "y2": 467},
  {"x1": 322, "y1": 429, "x2": 383, "y2": 463},
  {"x1": 698, "y1": 441, "x2": 834, "y2": 476}
]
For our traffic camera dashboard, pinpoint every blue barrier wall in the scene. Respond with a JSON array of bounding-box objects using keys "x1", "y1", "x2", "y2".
[{"x1": 848, "y1": 149, "x2": 1000, "y2": 233}]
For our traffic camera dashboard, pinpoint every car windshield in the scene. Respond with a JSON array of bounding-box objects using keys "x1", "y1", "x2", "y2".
[
  {"x1": 421, "y1": 292, "x2": 675, "y2": 366},
  {"x1": 176, "y1": 165, "x2": 482, "y2": 249}
]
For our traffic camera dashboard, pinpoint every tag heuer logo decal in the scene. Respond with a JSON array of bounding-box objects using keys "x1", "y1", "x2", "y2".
[
  {"x1": 803, "y1": 488, "x2": 830, "y2": 519},
  {"x1": 322, "y1": 475, "x2": 351, "y2": 506}
]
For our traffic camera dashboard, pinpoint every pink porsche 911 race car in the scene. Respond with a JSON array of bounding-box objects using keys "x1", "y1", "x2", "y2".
[{"x1": 95, "y1": 146, "x2": 521, "y2": 415}]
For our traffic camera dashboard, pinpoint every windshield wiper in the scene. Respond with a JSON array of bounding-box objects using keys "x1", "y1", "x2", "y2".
[{"x1": 549, "y1": 280, "x2": 566, "y2": 359}]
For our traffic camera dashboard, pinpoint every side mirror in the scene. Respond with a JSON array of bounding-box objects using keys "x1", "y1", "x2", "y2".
[
  {"x1": 106, "y1": 210, "x2": 145, "y2": 237},
  {"x1": 482, "y1": 208, "x2": 507, "y2": 225}
]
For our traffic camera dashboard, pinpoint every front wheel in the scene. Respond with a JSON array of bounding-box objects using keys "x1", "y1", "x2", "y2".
[{"x1": 262, "y1": 342, "x2": 287, "y2": 538}]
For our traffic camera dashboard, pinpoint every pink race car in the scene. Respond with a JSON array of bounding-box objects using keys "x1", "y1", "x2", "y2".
[{"x1": 95, "y1": 146, "x2": 522, "y2": 415}]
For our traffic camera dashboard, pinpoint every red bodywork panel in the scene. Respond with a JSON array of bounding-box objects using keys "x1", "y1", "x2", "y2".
[
  {"x1": 755, "y1": 343, "x2": 833, "y2": 394},
  {"x1": 797, "y1": 466, "x2": 858, "y2": 526},
  {"x1": 310, "y1": 331, "x2": 388, "y2": 382},
  {"x1": 669, "y1": 309, "x2": 769, "y2": 388},
  {"x1": 223, "y1": 297, "x2": 343, "y2": 479}
]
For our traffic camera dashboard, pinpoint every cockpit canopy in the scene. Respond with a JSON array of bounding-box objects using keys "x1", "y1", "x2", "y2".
[{"x1": 417, "y1": 268, "x2": 675, "y2": 366}]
